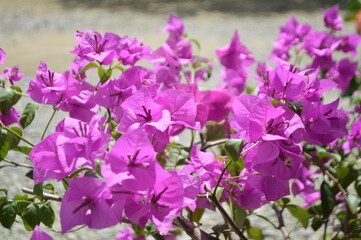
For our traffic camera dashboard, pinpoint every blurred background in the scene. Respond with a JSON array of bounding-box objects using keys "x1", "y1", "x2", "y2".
[{"x1": 0, "y1": 0, "x2": 358, "y2": 239}]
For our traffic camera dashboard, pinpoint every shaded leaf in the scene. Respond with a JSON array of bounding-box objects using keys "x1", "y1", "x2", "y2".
[
  {"x1": 224, "y1": 139, "x2": 245, "y2": 162},
  {"x1": 39, "y1": 202, "x2": 55, "y2": 228},
  {"x1": 21, "y1": 203, "x2": 41, "y2": 230},
  {"x1": 205, "y1": 122, "x2": 226, "y2": 142},
  {"x1": 0, "y1": 129, "x2": 9, "y2": 160},
  {"x1": 33, "y1": 183, "x2": 43, "y2": 202},
  {"x1": 0, "y1": 200, "x2": 17, "y2": 229},
  {"x1": 0, "y1": 88, "x2": 20, "y2": 115},
  {"x1": 20, "y1": 103, "x2": 39, "y2": 129},
  {"x1": 7, "y1": 126, "x2": 22, "y2": 149},
  {"x1": 321, "y1": 181, "x2": 335, "y2": 219},
  {"x1": 311, "y1": 217, "x2": 323, "y2": 231}
]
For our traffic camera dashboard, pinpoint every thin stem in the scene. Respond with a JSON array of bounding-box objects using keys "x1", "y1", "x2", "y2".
[
  {"x1": 323, "y1": 219, "x2": 328, "y2": 240},
  {"x1": 213, "y1": 160, "x2": 232, "y2": 195},
  {"x1": 0, "y1": 121, "x2": 34, "y2": 147},
  {"x1": 271, "y1": 203, "x2": 290, "y2": 240},
  {"x1": 213, "y1": 141, "x2": 260, "y2": 195},
  {"x1": 51, "y1": 225, "x2": 86, "y2": 233},
  {"x1": 201, "y1": 138, "x2": 228, "y2": 151},
  {"x1": 68, "y1": 166, "x2": 93, "y2": 179},
  {"x1": 206, "y1": 188, "x2": 248, "y2": 240},
  {"x1": 22, "y1": 187, "x2": 62, "y2": 202},
  {"x1": 304, "y1": 152, "x2": 348, "y2": 196},
  {"x1": 151, "y1": 232, "x2": 166, "y2": 240},
  {"x1": 41, "y1": 108, "x2": 56, "y2": 140},
  {"x1": 2, "y1": 159, "x2": 32, "y2": 168},
  {"x1": 173, "y1": 216, "x2": 219, "y2": 240},
  {"x1": 240, "y1": 141, "x2": 260, "y2": 156}
]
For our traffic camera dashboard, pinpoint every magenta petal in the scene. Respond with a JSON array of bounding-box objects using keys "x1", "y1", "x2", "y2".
[{"x1": 30, "y1": 226, "x2": 53, "y2": 240}]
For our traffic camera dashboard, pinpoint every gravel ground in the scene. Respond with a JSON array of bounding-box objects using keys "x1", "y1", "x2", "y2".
[{"x1": 0, "y1": 0, "x2": 357, "y2": 239}]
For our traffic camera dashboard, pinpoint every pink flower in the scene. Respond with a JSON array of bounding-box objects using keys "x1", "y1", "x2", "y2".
[
  {"x1": 60, "y1": 176, "x2": 118, "y2": 233},
  {"x1": 30, "y1": 226, "x2": 53, "y2": 240},
  {"x1": 323, "y1": 5, "x2": 343, "y2": 31},
  {"x1": 0, "y1": 48, "x2": 6, "y2": 64},
  {"x1": 1, "y1": 65, "x2": 25, "y2": 85}
]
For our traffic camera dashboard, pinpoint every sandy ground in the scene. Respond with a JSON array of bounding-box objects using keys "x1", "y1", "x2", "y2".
[{"x1": 0, "y1": 0, "x2": 357, "y2": 239}]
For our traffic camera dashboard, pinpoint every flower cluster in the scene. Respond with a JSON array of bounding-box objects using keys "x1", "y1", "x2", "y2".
[{"x1": 1, "y1": 5, "x2": 361, "y2": 240}]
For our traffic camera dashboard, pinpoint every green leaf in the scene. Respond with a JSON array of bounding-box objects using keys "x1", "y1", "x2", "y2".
[
  {"x1": 232, "y1": 204, "x2": 247, "y2": 228},
  {"x1": 98, "y1": 67, "x2": 112, "y2": 84},
  {"x1": 20, "y1": 103, "x2": 39, "y2": 129},
  {"x1": 16, "y1": 200, "x2": 31, "y2": 213},
  {"x1": 7, "y1": 126, "x2": 22, "y2": 149},
  {"x1": 0, "y1": 200, "x2": 17, "y2": 229},
  {"x1": 346, "y1": 194, "x2": 360, "y2": 214},
  {"x1": 21, "y1": 203, "x2": 41, "y2": 230},
  {"x1": 356, "y1": 181, "x2": 361, "y2": 198},
  {"x1": 317, "y1": 151, "x2": 341, "y2": 162},
  {"x1": 286, "y1": 204, "x2": 309, "y2": 228},
  {"x1": 224, "y1": 139, "x2": 245, "y2": 162},
  {"x1": 189, "y1": 38, "x2": 201, "y2": 50},
  {"x1": 0, "y1": 189, "x2": 8, "y2": 199},
  {"x1": 76, "y1": 62, "x2": 99, "y2": 78},
  {"x1": 321, "y1": 181, "x2": 335, "y2": 219},
  {"x1": 33, "y1": 183, "x2": 43, "y2": 202},
  {"x1": 0, "y1": 129, "x2": 9, "y2": 160},
  {"x1": 112, "y1": 65, "x2": 125, "y2": 72},
  {"x1": 227, "y1": 157, "x2": 244, "y2": 176},
  {"x1": 247, "y1": 227, "x2": 264, "y2": 240},
  {"x1": 205, "y1": 122, "x2": 226, "y2": 142},
  {"x1": 0, "y1": 88, "x2": 21, "y2": 115},
  {"x1": 215, "y1": 187, "x2": 224, "y2": 201},
  {"x1": 43, "y1": 184, "x2": 54, "y2": 191},
  {"x1": 39, "y1": 202, "x2": 55, "y2": 228},
  {"x1": 252, "y1": 214, "x2": 277, "y2": 229},
  {"x1": 190, "y1": 208, "x2": 204, "y2": 223},
  {"x1": 12, "y1": 146, "x2": 32, "y2": 155},
  {"x1": 336, "y1": 166, "x2": 349, "y2": 179},
  {"x1": 246, "y1": 86, "x2": 255, "y2": 94},
  {"x1": 25, "y1": 170, "x2": 33, "y2": 180},
  {"x1": 311, "y1": 217, "x2": 323, "y2": 231}
]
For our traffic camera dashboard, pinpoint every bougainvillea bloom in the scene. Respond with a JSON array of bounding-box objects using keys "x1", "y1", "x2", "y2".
[
  {"x1": 1, "y1": 65, "x2": 25, "y2": 85},
  {"x1": 30, "y1": 226, "x2": 53, "y2": 240},
  {"x1": 323, "y1": 5, "x2": 343, "y2": 31},
  {"x1": 216, "y1": 31, "x2": 254, "y2": 69},
  {"x1": 0, "y1": 48, "x2": 6, "y2": 64},
  {"x1": 71, "y1": 31, "x2": 120, "y2": 65},
  {"x1": 299, "y1": 99, "x2": 348, "y2": 145},
  {"x1": 0, "y1": 107, "x2": 20, "y2": 126},
  {"x1": 60, "y1": 176, "x2": 118, "y2": 233}
]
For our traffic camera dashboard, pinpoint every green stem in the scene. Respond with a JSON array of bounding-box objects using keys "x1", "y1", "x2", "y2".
[
  {"x1": 2, "y1": 159, "x2": 33, "y2": 168},
  {"x1": 213, "y1": 160, "x2": 232, "y2": 195},
  {"x1": 0, "y1": 121, "x2": 34, "y2": 147},
  {"x1": 212, "y1": 141, "x2": 260, "y2": 195},
  {"x1": 41, "y1": 108, "x2": 56, "y2": 140},
  {"x1": 206, "y1": 188, "x2": 248, "y2": 240},
  {"x1": 68, "y1": 166, "x2": 93, "y2": 179}
]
